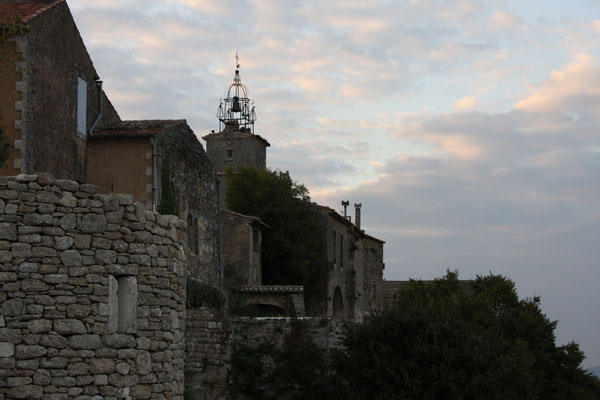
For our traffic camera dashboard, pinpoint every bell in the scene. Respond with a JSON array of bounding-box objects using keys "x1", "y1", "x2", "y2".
[{"x1": 231, "y1": 96, "x2": 242, "y2": 112}]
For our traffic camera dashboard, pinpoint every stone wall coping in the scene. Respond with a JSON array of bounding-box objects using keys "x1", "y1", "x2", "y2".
[{"x1": 238, "y1": 285, "x2": 303, "y2": 294}]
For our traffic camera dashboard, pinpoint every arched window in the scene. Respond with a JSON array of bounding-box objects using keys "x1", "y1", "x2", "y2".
[
  {"x1": 332, "y1": 229, "x2": 337, "y2": 265},
  {"x1": 333, "y1": 287, "x2": 344, "y2": 319},
  {"x1": 193, "y1": 218, "x2": 198, "y2": 255}
]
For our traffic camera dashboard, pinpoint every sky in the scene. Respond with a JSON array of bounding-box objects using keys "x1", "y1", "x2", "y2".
[{"x1": 68, "y1": 0, "x2": 600, "y2": 367}]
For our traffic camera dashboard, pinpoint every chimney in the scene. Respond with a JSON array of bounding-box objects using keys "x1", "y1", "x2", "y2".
[{"x1": 354, "y1": 203, "x2": 362, "y2": 230}]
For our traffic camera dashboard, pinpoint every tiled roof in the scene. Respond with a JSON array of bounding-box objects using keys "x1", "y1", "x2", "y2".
[
  {"x1": 92, "y1": 120, "x2": 186, "y2": 138},
  {"x1": 0, "y1": 1, "x2": 64, "y2": 23},
  {"x1": 238, "y1": 285, "x2": 304, "y2": 294}
]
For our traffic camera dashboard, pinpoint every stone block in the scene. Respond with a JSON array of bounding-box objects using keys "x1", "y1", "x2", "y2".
[
  {"x1": 136, "y1": 350, "x2": 152, "y2": 375},
  {"x1": 53, "y1": 319, "x2": 87, "y2": 335},
  {"x1": 58, "y1": 192, "x2": 78, "y2": 207},
  {"x1": 60, "y1": 249, "x2": 82, "y2": 266},
  {"x1": 0, "y1": 342, "x2": 14, "y2": 357},
  {"x1": 60, "y1": 213, "x2": 76, "y2": 230},
  {"x1": 39, "y1": 335, "x2": 67, "y2": 349},
  {"x1": 105, "y1": 334, "x2": 136, "y2": 349},
  {"x1": 28, "y1": 319, "x2": 52, "y2": 334},
  {"x1": 54, "y1": 236, "x2": 74, "y2": 250},
  {"x1": 80, "y1": 183, "x2": 99, "y2": 194},
  {"x1": 33, "y1": 368, "x2": 51, "y2": 385},
  {"x1": 1, "y1": 298, "x2": 22, "y2": 317},
  {"x1": 79, "y1": 214, "x2": 107, "y2": 233},
  {"x1": 69, "y1": 334, "x2": 102, "y2": 350},
  {"x1": 0, "y1": 249, "x2": 12, "y2": 262},
  {"x1": 0, "y1": 222, "x2": 16, "y2": 240},
  {"x1": 15, "y1": 344, "x2": 47, "y2": 359},
  {"x1": 89, "y1": 358, "x2": 115, "y2": 374},
  {"x1": 95, "y1": 249, "x2": 117, "y2": 264},
  {"x1": 55, "y1": 179, "x2": 79, "y2": 192},
  {"x1": 15, "y1": 174, "x2": 37, "y2": 183},
  {"x1": 11, "y1": 242, "x2": 31, "y2": 258},
  {"x1": 36, "y1": 191, "x2": 59, "y2": 203},
  {"x1": 23, "y1": 213, "x2": 53, "y2": 226},
  {"x1": 8, "y1": 384, "x2": 43, "y2": 399}
]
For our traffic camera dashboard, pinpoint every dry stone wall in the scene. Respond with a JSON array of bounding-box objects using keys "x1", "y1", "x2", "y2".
[{"x1": 0, "y1": 173, "x2": 187, "y2": 399}]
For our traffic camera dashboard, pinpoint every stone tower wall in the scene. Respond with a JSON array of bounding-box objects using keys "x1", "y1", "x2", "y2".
[{"x1": 0, "y1": 173, "x2": 187, "y2": 399}]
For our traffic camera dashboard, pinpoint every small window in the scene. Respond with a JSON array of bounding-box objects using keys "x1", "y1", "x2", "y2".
[
  {"x1": 226, "y1": 149, "x2": 233, "y2": 158},
  {"x1": 77, "y1": 77, "x2": 87, "y2": 134},
  {"x1": 108, "y1": 276, "x2": 137, "y2": 333},
  {"x1": 253, "y1": 228, "x2": 259, "y2": 253}
]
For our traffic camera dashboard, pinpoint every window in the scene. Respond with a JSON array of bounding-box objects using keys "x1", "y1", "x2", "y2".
[
  {"x1": 339, "y1": 234, "x2": 344, "y2": 268},
  {"x1": 187, "y1": 214, "x2": 193, "y2": 250},
  {"x1": 77, "y1": 77, "x2": 87, "y2": 134},
  {"x1": 332, "y1": 230, "x2": 337, "y2": 265},
  {"x1": 226, "y1": 149, "x2": 233, "y2": 158},
  {"x1": 108, "y1": 276, "x2": 137, "y2": 333},
  {"x1": 252, "y1": 228, "x2": 259, "y2": 253},
  {"x1": 193, "y1": 218, "x2": 198, "y2": 255}
]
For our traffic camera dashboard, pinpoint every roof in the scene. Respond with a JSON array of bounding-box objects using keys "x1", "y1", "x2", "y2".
[
  {"x1": 92, "y1": 119, "x2": 187, "y2": 139},
  {"x1": 0, "y1": 1, "x2": 64, "y2": 23},
  {"x1": 222, "y1": 209, "x2": 269, "y2": 230},
  {"x1": 202, "y1": 129, "x2": 271, "y2": 147},
  {"x1": 308, "y1": 201, "x2": 386, "y2": 244}
]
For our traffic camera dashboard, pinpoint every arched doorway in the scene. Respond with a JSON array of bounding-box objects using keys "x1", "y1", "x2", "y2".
[{"x1": 333, "y1": 287, "x2": 344, "y2": 319}]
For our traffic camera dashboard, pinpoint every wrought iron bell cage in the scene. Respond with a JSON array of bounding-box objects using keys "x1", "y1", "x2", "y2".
[{"x1": 217, "y1": 62, "x2": 256, "y2": 133}]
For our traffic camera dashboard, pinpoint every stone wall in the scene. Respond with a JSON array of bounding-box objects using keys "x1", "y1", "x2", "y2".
[
  {"x1": 184, "y1": 307, "x2": 231, "y2": 400},
  {"x1": 0, "y1": 173, "x2": 186, "y2": 399},
  {"x1": 156, "y1": 121, "x2": 220, "y2": 286}
]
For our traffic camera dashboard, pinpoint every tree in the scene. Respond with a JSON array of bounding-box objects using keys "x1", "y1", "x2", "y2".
[
  {"x1": 225, "y1": 166, "x2": 328, "y2": 302},
  {"x1": 325, "y1": 271, "x2": 600, "y2": 400}
]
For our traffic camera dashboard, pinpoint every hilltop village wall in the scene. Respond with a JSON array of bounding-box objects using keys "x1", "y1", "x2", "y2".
[{"x1": 0, "y1": 173, "x2": 187, "y2": 399}]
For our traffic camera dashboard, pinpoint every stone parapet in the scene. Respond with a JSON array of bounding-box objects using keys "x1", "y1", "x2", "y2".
[{"x1": 0, "y1": 173, "x2": 187, "y2": 399}]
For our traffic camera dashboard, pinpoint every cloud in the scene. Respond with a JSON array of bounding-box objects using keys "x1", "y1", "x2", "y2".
[
  {"x1": 454, "y1": 96, "x2": 478, "y2": 110},
  {"x1": 515, "y1": 53, "x2": 600, "y2": 114},
  {"x1": 491, "y1": 11, "x2": 525, "y2": 32}
]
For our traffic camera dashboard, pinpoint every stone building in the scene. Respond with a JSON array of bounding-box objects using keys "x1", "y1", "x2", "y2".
[
  {"x1": 221, "y1": 209, "x2": 267, "y2": 286},
  {"x1": 87, "y1": 120, "x2": 220, "y2": 284},
  {"x1": 0, "y1": 0, "x2": 121, "y2": 181},
  {"x1": 0, "y1": 1, "x2": 221, "y2": 284},
  {"x1": 309, "y1": 202, "x2": 385, "y2": 321}
]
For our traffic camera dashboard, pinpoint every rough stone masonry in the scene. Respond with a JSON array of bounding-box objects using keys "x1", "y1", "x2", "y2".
[{"x1": 0, "y1": 173, "x2": 187, "y2": 399}]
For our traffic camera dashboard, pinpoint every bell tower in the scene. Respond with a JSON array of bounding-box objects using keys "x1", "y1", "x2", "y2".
[{"x1": 203, "y1": 55, "x2": 270, "y2": 176}]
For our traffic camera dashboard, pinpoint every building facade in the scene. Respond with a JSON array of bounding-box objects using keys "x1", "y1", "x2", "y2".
[{"x1": 0, "y1": 0, "x2": 120, "y2": 181}]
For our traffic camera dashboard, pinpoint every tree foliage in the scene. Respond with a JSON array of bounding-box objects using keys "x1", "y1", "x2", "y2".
[
  {"x1": 1, "y1": 16, "x2": 28, "y2": 74},
  {"x1": 225, "y1": 166, "x2": 328, "y2": 297},
  {"x1": 324, "y1": 271, "x2": 600, "y2": 400}
]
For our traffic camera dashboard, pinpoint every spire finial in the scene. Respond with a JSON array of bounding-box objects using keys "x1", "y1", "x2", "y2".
[{"x1": 235, "y1": 51, "x2": 239, "y2": 69}]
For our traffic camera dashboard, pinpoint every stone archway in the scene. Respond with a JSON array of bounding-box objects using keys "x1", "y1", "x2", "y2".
[{"x1": 333, "y1": 287, "x2": 344, "y2": 319}]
